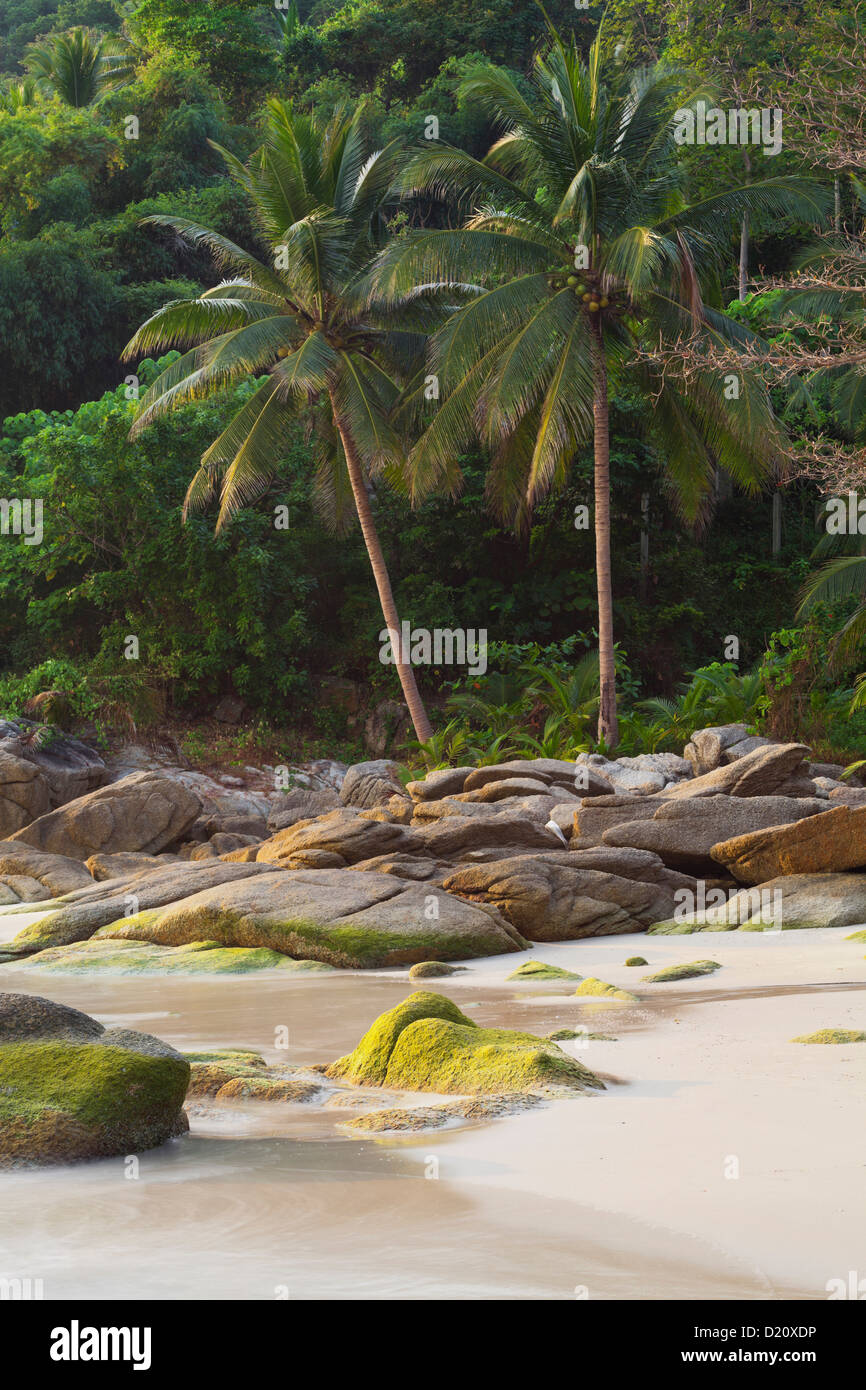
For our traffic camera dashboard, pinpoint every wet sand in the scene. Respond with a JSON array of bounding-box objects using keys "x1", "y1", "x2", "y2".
[{"x1": 0, "y1": 913, "x2": 863, "y2": 1300}]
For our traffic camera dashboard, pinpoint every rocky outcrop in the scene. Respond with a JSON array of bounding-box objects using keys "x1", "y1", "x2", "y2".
[
  {"x1": 0, "y1": 721, "x2": 107, "y2": 833},
  {"x1": 0, "y1": 992, "x2": 189, "y2": 1166},
  {"x1": 326, "y1": 991, "x2": 604, "y2": 1093},
  {"x1": 660, "y1": 742, "x2": 813, "y2": 800},
  {"x1": 710, "y1": 804, "x2": 866, "y2": 883},
  {"x1": 0, "y1": 841, "x2": 93, "y2": 899},
  {"x1": 601, "y1": 795, "x2": 825, "y2": 871},
  {"x1": 650, "y1": 871, "x2": 866, "y2": 932},
  {"x1": 254, "y1": 808, "x2": 418, "y2": 867},
  {"x1": 95, "y1": 868, "x2": 527, "y2": 968},
  {"x1": 9, "y1": 771, "x2": 202, "y2": 861},
  {"x1": 340, "y1": 760, "x2": 406, "y2": 809},
  {"x1": 443, "y1": 851, "x2": 689, "y2": 940},
  {"x1": 0, "y1": 859, "x2": 276, "y2": 957}
]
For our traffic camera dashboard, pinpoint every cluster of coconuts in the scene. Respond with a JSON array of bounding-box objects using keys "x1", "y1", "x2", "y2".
[{"x1": 546, "y1": 266, "x2": 610, "y2": 313}]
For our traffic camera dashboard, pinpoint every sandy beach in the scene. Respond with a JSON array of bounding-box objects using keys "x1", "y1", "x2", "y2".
[{"x1": 1, "y1": 905, "x2": 862, "y2": 1300}]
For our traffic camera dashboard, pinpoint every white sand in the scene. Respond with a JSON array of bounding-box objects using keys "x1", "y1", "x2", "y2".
[{"x1": 414, "y1": 925, "x2": 866, "y2": 1298}]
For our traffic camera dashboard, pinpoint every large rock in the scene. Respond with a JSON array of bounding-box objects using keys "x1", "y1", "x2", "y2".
[
  {"x1": 340, "y1": 760, "x2": 406, "y2": 810},
  {"x1": 650, "y1": 872, "x2": 866, "y2": 932},
  {"x1": 683, "y1": 724, "x2": 752, "y2": 775},
  {"x1": 572, "y1": 794, "x2": 661, "y2": 847},
  {"x1": 602, "y1": 795, "x2": 825, "y2": 871},
  {"x1": 96, "y1": 868, "x2": 527, "y2": 968},
  {"x1": 660, "y1": 742, "x2": 813, "y2": 800},
  {"x1": 416, "y1": 811, "x2": 562, "y2": 860},
  {"x1": 465, "y1": 758, "x2": 612, "y2": 797},
  {"x1": 254, "y1": 808, "x2": 419, "y2": 867},
  {"x1": 0, "y1": 841, "x2": 93, "y2": 898},
  {"x1": 0, "y1": 992, "x2": 189, "y2": 1166},
  {"x1": 576, "y1": 752, "x2": 666, "y2": 795},
  {"x1": 0, "y1": 749, "x2": 52, "y2": 837},
  {"x1": 443, "y1": 850, "x2": 690, "y2": 940},
  {"x1": 326, "y1": 991, "x2": 603, "y2": 1093},
  {"x1": 0, "y1": 720, "x2": 107, "y2": 817},
  {"x1": 4, "y1": 939, "x2": 333, "y2": 976},
  {"x1": 710, "y1": 804, "x2": 866, "y2": 884},
  {"x1": 266, "y1": 788, "x2": 341, "y2": 832},
  {"x1": 406, "y1": 767, "x2": 475, "y2": 801},
  {"x1": 9, "y1": 771, "x2": 202, "y2": 861},
  {"x1": 0, "y1": 859, "x2": 276, "y2": 958}
]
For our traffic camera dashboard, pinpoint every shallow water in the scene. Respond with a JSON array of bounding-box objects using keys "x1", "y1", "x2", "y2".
[{"x1": 0, "y1": 929, "x2": 862, "y2": 1301}]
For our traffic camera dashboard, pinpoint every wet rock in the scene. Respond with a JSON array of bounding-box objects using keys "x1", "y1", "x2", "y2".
[
  {"x1": 408, "y1": 960, "x2": 468, "y2": 978},
  {"x1": 506, "y1": 960, "x2": 582, "y2": 982},
  {"x1": 2, "y1": 938, "x2": 333, "y2": 975},
  {"x1": 0, "y1": 992, "x2": 189, "y2": 1166},
  {"x1": 791, "y1": 1029, "x2": 866, "y2": 1044},
  {"x1": 0, "y1": 859, "x2": 276, "y2": 957},
  {"x1": 641, "y1": 959, "x2": 721, "y2": 982},
  {"x1": 326, "y1": 990, "x2": 604, "y2": 1093},
  {"x1": 574, "y1": 978, "x2": 639, "y2": 1002}
]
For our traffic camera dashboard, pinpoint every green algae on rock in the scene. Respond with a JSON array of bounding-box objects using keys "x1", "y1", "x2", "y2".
[
  {"x1": 0, "y1": 992, "x2": 189, "y2": 1166},
  {"x1": 574, "y1": 977, "x2": 639, "y2": 1002},
  {"x1": 791, "y1": 1029, "x2": 866, "y2": 1044},
  {"x1": 341, "y1": 1092, "x2": 544, "y2": 1134},
  {"x1": 326, "y1": 990, "x2": 604, "y2": 1094},
  {"x1": 506, "y1": 960, "x2": 582, "y2": 982},
  {"x1": 408, "y1": 961, "x2": 468, "y2": 979},
  {"x1": 641, "y1": 960, "x2": 721, "y2": 983},
  {"x1": 625, "y1": 956, "x2": 647, "y2": 967},
  {"x1": 0, "y1": 938, "x2": 336, "y2": 975}
]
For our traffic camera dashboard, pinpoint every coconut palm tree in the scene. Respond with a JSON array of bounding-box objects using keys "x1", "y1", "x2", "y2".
[
  {"x1": 370, "y1": 22, "x2": 826, "y2": 746},
  {"x1": 122, "y1": 99, "x2": 437, "y2": 742},
  {"x1": 23, "y1": 27, "x2": 134, "y2": 107}
]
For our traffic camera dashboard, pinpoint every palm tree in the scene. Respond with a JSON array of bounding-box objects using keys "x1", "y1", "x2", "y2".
[
  {"x1": 23, "y1": 28, "x2": 133, "y2": 108},
  {"x1": 371, "y1": 22, "x2": 826, "y2": 746},
  {"x1": 122, "y1": 99, "x2": 436, "y2": 742}
]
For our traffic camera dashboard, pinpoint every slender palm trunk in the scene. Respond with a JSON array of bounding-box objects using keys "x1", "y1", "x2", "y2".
[
  {"x1": 739, "y1": 152, "x2": 752, "y2": 302},
  {"x1": 330, "y1": 395, "x2": 433, "y2": 745},
  {"x1": 589, "y1": 320, "x2": 618, "y2": 749}
]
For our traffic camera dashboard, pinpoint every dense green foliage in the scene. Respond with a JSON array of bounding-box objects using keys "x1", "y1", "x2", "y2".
[{"x1": 0, "y1": 0, "x2": 863, "y2": 760}]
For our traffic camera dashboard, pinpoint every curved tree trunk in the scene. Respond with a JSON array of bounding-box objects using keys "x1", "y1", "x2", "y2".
[
  {"x1": 330, "y1": 396, "x2": 433, "y2": 745},
  {"x1": 589, "y1": 320, "x2": 618, "y2": 749}
]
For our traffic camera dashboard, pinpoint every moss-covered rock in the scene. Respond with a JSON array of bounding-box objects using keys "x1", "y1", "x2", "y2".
[
  {"x1": 844, "y1": 930, "x2": 866, "y2": 943},
  {"x1": 574, "y1": 977, "x2": 639, "y2": 1002},
  {"x1": 641, "y1": 960, "x2": 721, "y2": 982},
  {"x1": 791, "y1": 1028, "x2": 866, "y2": 1044},
  {"x1": 548, "y1": 1029, "x2": 619, "y2": 1041},
  {"x1": 341, "y1": 1092, "x2": 543, "y2": 1133},
  {"x1": 506, "y1": 960, "x2": 582, "y2": 982},
  {"x1": 407, "y1": 961, "x2": 468, "y2": 979},
  {"x1": 326, "y1": 990, "x2": 604, "y2": 1094},
  {"x1": 0, "y1": 992, "x2": 189, "y2": 1165},
  {"x1": 2, "y1": 938, "x2": 334, "y2": 975},
  {"x1": 625, "y1": 956, "x2": 647, "y2": 967}
]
